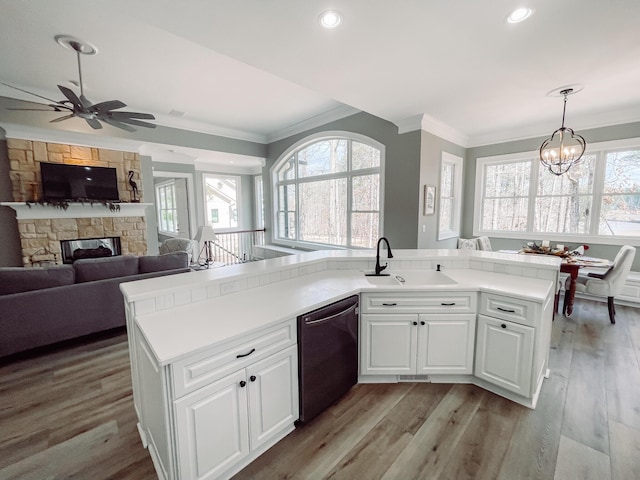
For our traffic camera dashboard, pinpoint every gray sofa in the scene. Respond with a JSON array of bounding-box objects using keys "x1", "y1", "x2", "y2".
[{"x1": 0, "y1": 253, "x2": 190, "y2": 358}]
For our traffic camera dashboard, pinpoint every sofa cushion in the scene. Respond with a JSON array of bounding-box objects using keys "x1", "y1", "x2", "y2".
[
  {"x1": 74, "y1": 255, "x2": 139, "y2": 283},
  {"x1": 0, "y1": 265, "x2": 75, "y2": 295},
  {"x1": 139, "y1": 252, "x2": 189, "y2": 274}
]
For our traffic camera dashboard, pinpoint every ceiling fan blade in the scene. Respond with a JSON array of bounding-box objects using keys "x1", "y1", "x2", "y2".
[
  {"x1": 85, "y1": 117, "x2": 103, "y2": 130},
  {"x1": 90, "y1": 100, "x2": 126, "y2": 112},
  {"x1": 102, "y1": 118, "x2": 136, "y2": 132},
  {"x1": 79, "y1": 94, "x2": 93, "y2": 109},
  {"x1": 108, "y1": 111, "x2": 155, "y2": 120},
  {"x1": 50, "y1": 114, "x2": 76, "y2": 123},
  {"x1": 58, "y1": 85, "x2": 84, "y2": 111},
  {"x1": 0, "y1": 81, "x2": 62, "y2": 104}
]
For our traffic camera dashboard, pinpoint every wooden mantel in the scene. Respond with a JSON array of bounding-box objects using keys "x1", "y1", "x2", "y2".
[{"x1": 0, "y1": 202, "x2": 153, "y2": 220}]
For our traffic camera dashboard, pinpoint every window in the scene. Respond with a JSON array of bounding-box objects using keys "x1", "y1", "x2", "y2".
[
  {"x1": 273, "y1": 133, "x2": 384, "y2": 248},
  {"x1": 155, "y1": 181, "x2": 178, "y2": 235},
  {"x1": 438, "y1": 152, "x2": 463, "y2": 240},
  {"x1": 474, "y1": 138, "x2": 640, "y2": 244},
  {"x1": 203, "y1": 174, "x2": 241, "y2": 231},
  {"x1": 254, "y1": 175, "x2": 264, "y2": 229}
]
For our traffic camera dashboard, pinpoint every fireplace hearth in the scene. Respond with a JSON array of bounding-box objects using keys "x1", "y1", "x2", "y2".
[{"x1": 60, "y1": 237, "x2": 122, "y2": 264}]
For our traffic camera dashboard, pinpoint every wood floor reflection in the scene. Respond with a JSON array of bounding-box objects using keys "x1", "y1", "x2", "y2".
[{"x1": 1, "y1": 299, "x2": 640, "y2": 479}]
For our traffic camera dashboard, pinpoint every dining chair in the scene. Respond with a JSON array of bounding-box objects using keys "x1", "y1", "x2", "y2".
[{"x1": 562, "y1": 245, "x2": 636, "y2": 323}]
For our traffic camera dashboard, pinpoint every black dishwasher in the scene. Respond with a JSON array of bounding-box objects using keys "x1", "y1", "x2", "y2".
[{"x1": 297, "y1": 295, "x2": 359, "y2": 423}]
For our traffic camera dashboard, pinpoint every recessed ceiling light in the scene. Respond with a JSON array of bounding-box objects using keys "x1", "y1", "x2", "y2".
[
  {"x1": 319, "y1": 10, "x2": 342, "y2": 29},
  {"x1": 507, "y1": 7, "x2": 533, "y2": 24}
]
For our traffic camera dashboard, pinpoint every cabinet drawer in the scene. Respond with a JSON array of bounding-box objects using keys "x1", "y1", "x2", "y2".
[
  {"x1": 361, "y1": 292, "x2": 476, "y2": 314},
  {"x1": 480, "y1": 293, "x2": 538, "y2": 327},
  {"x1": 171, "y1": 319, "x2": 296, "y2": 398}
]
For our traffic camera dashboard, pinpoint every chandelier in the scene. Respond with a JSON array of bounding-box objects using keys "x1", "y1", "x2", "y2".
[{"x1": 539, "y1": 88, "x2": 586, "y2": 175}]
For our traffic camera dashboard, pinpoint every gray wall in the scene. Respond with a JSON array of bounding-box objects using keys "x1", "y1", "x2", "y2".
[
  {"x1": 0, "y1": 134, "x2": 22, "y2": 266},
  {"x1": 265, "y1": 112, "x2": 422, "y2": 249},
  {"x1": 418, "y1": 130, "x2": 466, "y2": 249},
  {"x1": 463, "y1": 121, "x2": 640, "y2": 269}
]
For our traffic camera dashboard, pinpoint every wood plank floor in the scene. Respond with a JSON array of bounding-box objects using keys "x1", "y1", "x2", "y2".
[{"x1": 1, "y1": 299, "x2": 640, "y2": 479}]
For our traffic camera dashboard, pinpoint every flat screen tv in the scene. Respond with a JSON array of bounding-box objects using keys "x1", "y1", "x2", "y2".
[{"x1": 40, "y1": 162, "x2": 120, "y2": 201}]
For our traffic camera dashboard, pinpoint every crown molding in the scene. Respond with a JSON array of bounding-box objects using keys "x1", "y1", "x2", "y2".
[
  {"x1": 395, "y1": 114, "x2": 470, "y2": 147},
  {"x1": 266, "y1": 105, "x2": 360, "y2": 143},
  {"x1": 467, "y1": 105, "x2": 640, "y2": 148},
  {"x1": 0, "y1": 123, "x2": 143, "y2": 152}
]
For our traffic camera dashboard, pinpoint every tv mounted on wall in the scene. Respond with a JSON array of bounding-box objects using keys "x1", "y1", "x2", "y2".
[{"x1": 40, "y1": 162, "x2": 120, "y2": 201}]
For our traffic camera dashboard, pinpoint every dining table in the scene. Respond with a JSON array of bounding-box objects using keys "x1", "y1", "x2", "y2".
[{"x1": 498, "y1": 249, "x2": 612, "y2": 316}]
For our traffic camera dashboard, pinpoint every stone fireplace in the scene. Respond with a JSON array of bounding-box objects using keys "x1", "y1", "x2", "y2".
[{"x1": 4, "y1": 138, "x2": 149, "y2": 266}]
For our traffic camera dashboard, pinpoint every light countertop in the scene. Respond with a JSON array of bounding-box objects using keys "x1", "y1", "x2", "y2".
[{"x1": 134, "y1": 267, "x2": 555, "y2": 365}]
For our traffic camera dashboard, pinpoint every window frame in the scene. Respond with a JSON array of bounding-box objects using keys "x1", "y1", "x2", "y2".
[
  {"x1": 438, "y1": 152, "x2": 464, "y2": 240},
  {"x1": 473, "y1": 137, "x2": 640, "y2": 246},
  {"x1": 271, "y1": 131, "x2": 385, "y2": 250},
  {"x1": 202, "y1": 173, "x2": 243, "y2": 232},
  {"x1": 155, "y1": 180, "x2": 179, "y2": 236}
]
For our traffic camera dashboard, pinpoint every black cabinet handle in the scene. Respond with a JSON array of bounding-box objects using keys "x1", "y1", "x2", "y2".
[
  {"x1": 250, "y1": 375, "x2": 257, "y2": 382},
  {"x1": 412, "y1": 321, "x2": 418, "y2": 326},
  {"x1": 421, "y1": 321, "x2": 426, "y2": 325},
  {"x1": 501, "y1": 324, "x2": 507, "y2": 329},
  {"x1": 497, "y1": 307, "x2": 516, "y2": 313},
  {"x1": 382, "y1": 303, "x2": 398, "y2": 306},
  {"x1": 441, "y1": 302, "x2": 456, "y2": 306},
  {"x1": 236, "y1": 348, "x2": 256, "y2": 359},
  {"x1": 239, "y1": 380, "x2": 247, "y2": 387}
]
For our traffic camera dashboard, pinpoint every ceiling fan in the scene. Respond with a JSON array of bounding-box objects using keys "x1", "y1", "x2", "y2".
[{"x1": 1, "y1": 35, "x2": 156, "y2": 132}]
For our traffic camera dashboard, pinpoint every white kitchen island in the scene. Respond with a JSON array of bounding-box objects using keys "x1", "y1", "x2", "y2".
[{"x1": 120, "y1": 249, "x2": 560, "y2": 480}]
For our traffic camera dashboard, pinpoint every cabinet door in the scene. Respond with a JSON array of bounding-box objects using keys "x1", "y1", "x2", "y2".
[
  {"x1": 174, "y1": 369, "x2": 249, "y2": 480},
  {"x1": 360, "y1": 314, "x2": 418, "y2": 375},
  {"x1": 475, "y1": 315, "x2": 534, "y2": 397},
  {"x1": 247, "y1": 345, "x2": 299, "y2": 451},
  {"x1": 417, "y1": 314, "x2": 476, "y2": 374}
]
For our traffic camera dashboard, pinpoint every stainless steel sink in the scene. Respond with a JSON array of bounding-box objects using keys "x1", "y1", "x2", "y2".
[{"x1": 365, "y1": 270, "x2": 457, "y2": 286}]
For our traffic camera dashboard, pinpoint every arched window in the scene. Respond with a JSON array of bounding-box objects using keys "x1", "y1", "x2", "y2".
[{"x1": 272, "y1": 133, "x2": 384, "y2": 249}]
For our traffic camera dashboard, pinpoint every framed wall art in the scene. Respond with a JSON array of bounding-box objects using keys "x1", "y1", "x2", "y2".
[{"x1": 424, "y1": 185, "x2": 436, "y2": 215}]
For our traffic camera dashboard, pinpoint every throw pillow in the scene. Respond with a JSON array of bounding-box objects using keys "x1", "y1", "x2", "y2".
[
  {"x1": 476, "y1": 236, "x2": 492, "y2": 251},
  {"x1": 457, "y1": 238, "x2": 478, "y2": 250}
]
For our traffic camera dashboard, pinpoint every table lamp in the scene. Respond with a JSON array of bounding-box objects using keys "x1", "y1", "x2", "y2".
[{"x1": 194, "y1": 225, "x2": 217, "y2": 268}]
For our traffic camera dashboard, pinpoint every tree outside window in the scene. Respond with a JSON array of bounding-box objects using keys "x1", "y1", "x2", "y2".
[
  {"x1": 273, "y1": 134, "x2": 383, "y2": 249},
  {"x1": 475, "y1": 139, "x2": 640, "y2": 243}
]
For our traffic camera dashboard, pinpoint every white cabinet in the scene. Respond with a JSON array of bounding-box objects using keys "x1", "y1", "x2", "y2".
[
  {"x1": 475, "y1": 315, "x2": 534, "y2": 397},
  {"x1": 360, "y1": 293, "x2": 476, "y2": 376},
  {"x1": 174, "y1": 370, "x2": 250, "y2": 480},
  {"x1": 131, "y1": 319, "x2": 298, "y2": 480},
  {"x1": 473, "y1": 289, "x2": 550, "y2": 399},
  {"x1": 174, "y1": 346, "x2": 298, "y2": 480},
  {"x1": 417, "y1": 314, "x2": 475, "y2": 374},
  {"x1": 361, "y1": 313, "x2": 417, "y2": 374}
]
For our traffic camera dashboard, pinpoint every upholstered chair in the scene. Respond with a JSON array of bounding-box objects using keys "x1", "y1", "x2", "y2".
[
  {"x1": 159, "y1": 238, "x2": 197, "y2": 263},
  {"x1": 563, "y1": 245, "x2": 636, "y2": 323}
]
